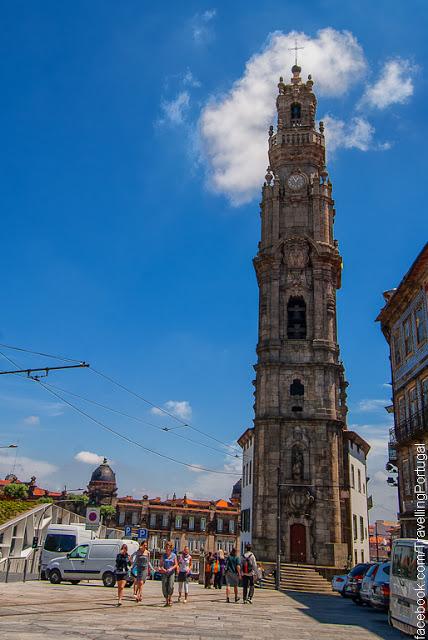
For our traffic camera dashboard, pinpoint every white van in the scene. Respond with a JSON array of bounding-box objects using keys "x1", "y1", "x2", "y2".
[
  {"x1": 41, "y1": 524, "x2": 94, "y2": 579},
  {"x1": 389, "y1": 538, "x2": 428, "y2": 636},
  {"x1": 47, "y1": 538, "x2": 139, "y2": 587}
]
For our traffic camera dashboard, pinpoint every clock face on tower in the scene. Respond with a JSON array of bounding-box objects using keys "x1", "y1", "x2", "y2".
[{"x1": 287, "y1": 173, "x2": 306, "y2": 191}]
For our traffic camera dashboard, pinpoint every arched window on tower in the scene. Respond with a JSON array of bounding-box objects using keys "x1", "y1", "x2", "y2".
[
  {"x1": 287, "y1": 296, "x2": 306, "y2": 339},
  {"x1": 290, "y1": 103, "x2": 301, "y2": 121},
  {"x1": 290, "y1": 379, "x2": 304, "y2": 396}
]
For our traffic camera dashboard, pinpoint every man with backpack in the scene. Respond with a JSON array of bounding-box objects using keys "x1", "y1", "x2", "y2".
[{"x1": 241, "y1": 543, "x2": 258, "y2": 604}]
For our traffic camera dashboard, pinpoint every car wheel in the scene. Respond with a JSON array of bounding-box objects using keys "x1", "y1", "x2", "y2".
[
  {"x1": 340, "y1": 591, "x2": 346, "y2": 597},
  {"x1": 102, "y1": 571, "x2": 116, "y2": 587},
  {"x1": 70, "y1": 580, "x2": 80, "y2": 585},
  {"x1": 49, "y1": 569, "x2": 62, "y2": 585}
]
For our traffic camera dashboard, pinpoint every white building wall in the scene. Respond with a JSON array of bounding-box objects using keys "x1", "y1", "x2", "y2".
[
  {"x1": 240, "y1": 432, "x2": 254, "y2": 555},
  {"x1": 349, "y1": 445, "x2": 370, "y2": 565}
]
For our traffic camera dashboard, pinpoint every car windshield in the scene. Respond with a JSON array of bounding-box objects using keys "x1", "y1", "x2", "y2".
[
  {"x1": 349, "y1": 563, "x2": 371, "y2": 577},
  {"x1": 365, "y1": 564, "x2": 378, "y2": 578},
  {"x1": 44, "y1": 534, "x2": 76, "y2": 553}
]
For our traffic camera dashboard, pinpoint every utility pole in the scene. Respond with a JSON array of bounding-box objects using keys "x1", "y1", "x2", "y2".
[
  {"x1": 0, "y1": 363, "x2": 89, "y2": 378},
  {"x1": 375, "y1": 521, "x2": 380, "y2": 561},
  {"x1": 276, "y1": 466, "x2": 281, "y2": 591}
]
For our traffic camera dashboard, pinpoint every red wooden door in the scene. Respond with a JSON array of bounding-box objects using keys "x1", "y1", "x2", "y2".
[{"x1": 290, "y1": 523, "x2": 306, "y2": 563}]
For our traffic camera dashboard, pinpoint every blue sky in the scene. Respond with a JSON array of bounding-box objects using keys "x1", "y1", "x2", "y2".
[{"x1": 0, "y1": 1, "x2": 427, "y2": 521}]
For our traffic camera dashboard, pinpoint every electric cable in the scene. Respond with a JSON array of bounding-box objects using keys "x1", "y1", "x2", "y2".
[
  {"x1": 33, "y1": 380, "x2": 240, "y2": 476},
  {"x1": 41, "y1": 381, "x2": 241, "y2": 459}
]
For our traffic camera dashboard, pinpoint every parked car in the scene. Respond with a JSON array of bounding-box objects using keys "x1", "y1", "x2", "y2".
[
  {"x1": 47, "y1": 538, "x2": 139, "y2": 587},
  {"x1": 370, "y1": 562, "x2": 390, "y2": 610},
  {"x1": 389, "y1": 538, "x2": 428, "y2": 636},
  {"x1": 343, "y1": 563, "x2": 374, "y2": 601},
  {"x1": 360, "y1": 563, "x2": 380, "y2": 605},
  {"x1": 40, "y1": 524, "x2": 93, "y2": 580},
  {"x1": 331, "y1": 574, "x2": 348, "y2": 595}
]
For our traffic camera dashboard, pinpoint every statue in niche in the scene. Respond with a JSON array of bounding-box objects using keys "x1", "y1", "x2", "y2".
[{"x1": 292, "y1": 445, "x2": 304, "y2": 481}]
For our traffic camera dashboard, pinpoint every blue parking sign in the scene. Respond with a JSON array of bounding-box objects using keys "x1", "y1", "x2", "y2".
[
  {"x1": 137, "y1": 528, "x2": 148, "y2": 540},
  {"x1": 124, "y1": 525, "x2": 132, "y2": 537}
]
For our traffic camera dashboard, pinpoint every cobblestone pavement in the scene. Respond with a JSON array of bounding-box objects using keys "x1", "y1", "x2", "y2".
[{"x1": 0, "y1": 580, "x2": 404, "y2": 639}]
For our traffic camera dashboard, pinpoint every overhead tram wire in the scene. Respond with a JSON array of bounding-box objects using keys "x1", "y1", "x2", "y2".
[
  {"x1": 41, "y1": 381, "x2": 241, "y2": 459},
  {"x1": 32, "y1": 380, "x2": 239, "y2": 476},
  {"x1": 90, "y1": 368, "x2": 242, "y2": 454},
  {"x1": 0, "y1": 343, "x2": 82, "y2": 364},
  {"x1": 0, "y1": 343, "x2": 242, "y2": 455}
]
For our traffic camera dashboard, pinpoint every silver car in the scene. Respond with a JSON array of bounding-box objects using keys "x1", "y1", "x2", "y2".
[{"x1": 360, "y1": 563, "x2": 380, "y2": 605}]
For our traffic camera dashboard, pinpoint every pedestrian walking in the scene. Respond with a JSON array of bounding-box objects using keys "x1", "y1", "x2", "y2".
[
  {"x1": 131, "y1": 541, "x2": 151, "y2": 603},
  {"x1": 214, "y1": 549, "x2": 226, "y2": 589},
  {"x1": 204, "y1": 551, "x2": 213, "y2": 588},
  {"x1": 225, "y1": 547, "x2": 241, "y2": 603},
  {"x1": 115, "y1": 543, "x2": 131, "y2": 606},
  {"x1": 177, "y1": 545, "x2": 192, "y2": 603},
  {"x1": 241, "y1": 543, "x2": 258, "y2": 604},
  {"x1": 213, "y1": 552, "x2": 222, "y2": 589},
  {"x1": 159, "y1": 541, "x2": 178, "y2": 607}
]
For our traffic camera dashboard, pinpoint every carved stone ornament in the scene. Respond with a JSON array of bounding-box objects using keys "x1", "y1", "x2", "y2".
[
  {"x1": 284, "y1": 487, "x2": 315, "y2": 517},
  {"x1": 284, "y1": 237, "x2": 309, "y2": 269}
]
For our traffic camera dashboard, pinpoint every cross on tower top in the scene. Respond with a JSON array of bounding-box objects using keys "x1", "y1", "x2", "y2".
[{"x1": 288, "y1": 39, "x2": 304, "y2": 66}]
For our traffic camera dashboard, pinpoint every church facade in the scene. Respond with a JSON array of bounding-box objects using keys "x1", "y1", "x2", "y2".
[{"x1": 251, "y1": 64, "x2": 368, "y2": 567}]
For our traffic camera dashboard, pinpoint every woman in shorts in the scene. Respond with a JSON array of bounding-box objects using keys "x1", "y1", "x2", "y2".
[
  {"x1": 177, "y1": 545, "x2": 192, "y2": 603},
  {"x1": 225, "y1": 548, "x2": 241, "y2": 603},
  {"x1": 132, "y1": 541, "x2": 151, "y2": 603},
  {"x1": 115, "y1": 543, "x2": 131, "y2": 606}
]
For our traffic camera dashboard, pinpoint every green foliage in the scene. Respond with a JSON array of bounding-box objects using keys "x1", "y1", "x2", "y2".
[
  {"x1": 0, "y1": 500, "x2": 38, "y2": 525},
  {"x1": 67, "y1": 494, "x2": 89, "y2": 505},
  {"x1": 37, "y1": 497, "x2": 53, "y2": 504},
  {"x1": 3, "y1": 483, "x2": 29, "y2": 499},
  {"x1": 100, "y1": 505, "x2": 116, "y2": 520}
]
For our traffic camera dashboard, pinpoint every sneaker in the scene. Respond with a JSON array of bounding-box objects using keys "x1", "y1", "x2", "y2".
[
  {"x1": 235, "y1": 597, "x2": 241, "y2": 603},
  {"x1": 247, "y1": 598, "x2": 253, "y2": 604},
  {"x1": 226, "y1": 597, "x2": 230, "y2": 603}
]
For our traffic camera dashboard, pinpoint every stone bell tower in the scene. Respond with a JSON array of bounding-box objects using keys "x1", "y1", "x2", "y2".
[{"x1": 251, "y1": 64, "x2": 350, "y2": 567}]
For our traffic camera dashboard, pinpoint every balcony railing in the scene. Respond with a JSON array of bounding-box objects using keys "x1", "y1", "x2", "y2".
[{"x1": 395, "y1": 405, "x2": 428, "y2": 444}]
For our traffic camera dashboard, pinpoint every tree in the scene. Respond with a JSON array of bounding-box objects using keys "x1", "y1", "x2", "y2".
[
  {"x1": 4, "y1": 483, "x2": 29, "y2": 499},
  {"x1": 37, "y1": 497, "x2": 53, "y2": 504},
  {"x1": 100, "y1": 505, "x2": 116, "y2": 522}
]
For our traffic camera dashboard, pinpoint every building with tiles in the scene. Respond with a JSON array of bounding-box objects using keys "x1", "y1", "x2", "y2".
[
  {"x1": 238, "y1": 428, "x2": 254, "y2": 554},
  {"x1": 377, "y1": 242, "x2": 428, "y2": 537}
]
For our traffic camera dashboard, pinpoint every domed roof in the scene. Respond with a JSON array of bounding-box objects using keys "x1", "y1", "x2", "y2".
[{"x1": 90, "y1": 458, "x2": 116, "y2": 484}]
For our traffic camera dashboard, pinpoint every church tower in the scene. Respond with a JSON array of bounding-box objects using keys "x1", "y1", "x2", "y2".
[{"x1": 252, "y1": 64, "x2": 350, "y2": 567}]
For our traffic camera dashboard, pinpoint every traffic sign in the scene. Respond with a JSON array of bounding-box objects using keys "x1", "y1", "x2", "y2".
[
  {"x1": 86, "y1": 507, "x2": 100, "y2": 528},
  {"x1": 124, "y1": 525, "x2": 132, "y2": 537},
  {"x1": 137, "y1": 528, "x2": 148, "y2": 540}
]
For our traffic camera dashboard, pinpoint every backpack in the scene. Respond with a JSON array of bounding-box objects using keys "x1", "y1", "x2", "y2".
[{"x1": 241, "y1": 553, "x2": 253, "y2": 574}]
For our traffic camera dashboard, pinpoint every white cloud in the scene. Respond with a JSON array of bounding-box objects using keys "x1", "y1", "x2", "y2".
[
  {"x1": 159, "y1": 91, "x2": 190, "y2": 126},
  {"x1": 75, "y1": 451, "x2": 104, "y2": 465},
  {"x1": 23, "y1": 415, "x2": 40, "y2": 426},
  {"x1": 322, "y1": 115, "x2": 375, "y2": 153},
  {"x1": 183, "y1": 69, "x2": 201, "y2": 88},
  {"x1": 191, "y1": 9, "x2": 216, "y2": 44},
  {"x1": 199, "y1": 28, "x2": 366, "y2": 205},
  {"x1": 357, "y1": 398, "x2": 390, "y2": 412},
  {"x1": 151, "y1": 400, "x2": 192, "y2": 421},
  {"x1": 361, "y1": 58, "x2": 416, "y2": 109},
  {"x1": 187, "y1": 446, "x2": 241, "y2": 500},
  {"x1": 0, "y1": 454, "x2": 58, "y2": 479}
]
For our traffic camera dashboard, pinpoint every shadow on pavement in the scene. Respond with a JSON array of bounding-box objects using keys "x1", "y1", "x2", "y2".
[{"x1": 285, "y1": 591, "x2": 402, "y2": 639}]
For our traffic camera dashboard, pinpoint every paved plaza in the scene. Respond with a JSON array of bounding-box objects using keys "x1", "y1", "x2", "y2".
[{"x1": 0, "y1": 580, "x2": 404, "y2": 639}]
